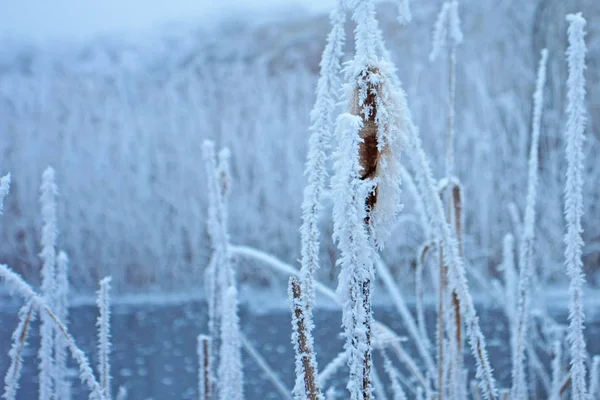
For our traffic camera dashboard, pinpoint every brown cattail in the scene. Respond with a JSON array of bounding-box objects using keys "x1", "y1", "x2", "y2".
[{"x1": 351, "y1": 67, "x2": 383, "y2": 222}]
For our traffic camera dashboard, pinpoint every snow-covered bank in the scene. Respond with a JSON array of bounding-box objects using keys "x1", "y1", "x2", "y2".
[{"x1": 0, "y1": 284, "x2": 596, "y2": 315}]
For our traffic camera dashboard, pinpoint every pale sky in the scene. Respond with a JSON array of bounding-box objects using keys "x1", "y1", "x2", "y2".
[{"x1": 0, "y1": 0, "x2": 336, "y2": 46}]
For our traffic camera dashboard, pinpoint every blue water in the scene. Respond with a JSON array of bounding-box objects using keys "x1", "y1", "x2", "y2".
[{"x1": 0, "y1": 300, "x2": 597, "y2": 399}]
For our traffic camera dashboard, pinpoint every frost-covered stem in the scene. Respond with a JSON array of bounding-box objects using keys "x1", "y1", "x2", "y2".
[
  {"x1": 301, "y1": 0, "x2": 345, "y2": 310},
  {"x1": 446, "y1": 292, "x2": 464, "y2": 400},
  {"x1": 430, "y1": 3, "x2": 451, "y2": 63},
  {"x1": 511, "y1": 48, "x2": 548, "y2": 400},
  {"x1": 289, "y1": 277, "x2": 322, "y2": 400},
  {"x1": 386, "y1": 339, "x2": 428, "y2": 391},
  {"x1": 205, "y1": 254, "x2": 219, "y2": 386},
  {"x1": 375, "y1": 258, "x2": 435, "y2": 376},
  {"x1": 415, "y1": 244, "x2": 430, "y2": 347},
  {"x1": 372, "y1": 366, "x2": 388, "y2": 400},
  {"x1": 430, "y1": 0, "x2": 462, "y2": 176},
  {"x1": 527, "y1": 342, "x2": 551, "y2": 394},
  {"x1": 361, "y1": 274, "x2": 373, "y2": 400},
  {"x1": 297, "y1": 1, "x2": 346, "y2": 395},
  {"x1": 217, "y1": 286, "x2": 243, "y2": 400},
  {"x1": 0, "y1": 264, "x2": 105, "y2": 400},
  {"x1": 3, "y1": 301, "x2": 35, "y2": 400},
  {"x1": 406, "y1": 120, "x2": 497, "y2": 399},
  {"x1": 54, "y1": 252, "x2": 70, "y2": 400},
  {"x1": 507, "y1": 203, "x2": 522, "y2": 242},
  {"x1": 215, "y1": 147, "x2": 233, "y2": 289},
  {"x1": 549, "y1": 340, "x2": 563, "y2": 400},
  {"x1": 203, "y1": 141, "x2": 234, "y2": 392},
  {"x1": 446, "y1": 39, "x2": 456, "y2": 177},
  {"x1": 240, "y1": 334, "x2": 292, "y2": 400},
  {"x1": 564, "y1": 13, "x2": 588, "y2": 400},
  {"x1": 501, "y1": 234, "x2": 516, "y2": 329},
  {"x1": 198, "y1": 335, "x2": 212, "y2": 400},
  {"x1": 0, "y1": 173, "x2": 11, "y2": 214},
  {"x1": 401, "y1": 166, "x2": 430, "y2": 239},
  {"x1": 440, "y1": 205, "x2": 465, "y2": 400},
  {"x1": 589, "y1": 356, "x2": 600, "y2": 399},
  {"x1": 332, "y1": 114, "x2": 375, "y2": 400},
  {"x1": 437, "y1": 251, "x2": 446, "y2": 400},
  {"x1": 383, "y1": 351, "x2": 407, "y2": 400},
  {"x1": 319, "y1": 352, "x2": 348, "y2": 387},
  {"x1": 68, "y1": 342, "x2": 105, "y2": 400},
  {"x1": 39, "y1": 167, "x2": 58, "y2": 400},
  {"x1": 351, "y1": 0, "x2": 380, "y2": 71},
  {"x1": 96, "y1": 277, "x2": 112, "y2": 400}
]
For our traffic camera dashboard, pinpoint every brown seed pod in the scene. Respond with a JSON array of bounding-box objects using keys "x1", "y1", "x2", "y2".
[{"x1": 351, "y1": 67, "x2": 383, "y2": 223}]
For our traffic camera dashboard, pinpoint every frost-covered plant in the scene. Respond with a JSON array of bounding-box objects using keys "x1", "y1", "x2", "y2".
[
  {"x1": 346, "y1": 0, "x2": 405, "y2": 250},
  {"x1": 0, "y1": 264, "x2": 105, "y2": 400},
  {"x1": 332, "y1": 113, "x2": 376, "y2": 400},
  {"x1": 0, "y1": 173, "x2": 10, "y2": 214},
  {"x1": 563, "y1": 12, "x2": 588, "y2": 400},
  {"x1": 294, "y1": 0, "x2": 346, "y2": 396},
  {"x1": 39, "y1": 167, "x2": 58, "y2": 400},
  {"x1": 500, "y1": 234, "x2": 516, "y2": 329},
  {"x1": 96, "y1": 277, "x2": 112, "y2": 400},
  {"x1": 382, "y1": 350, "x2": 408, "y2": 400},
  {"x1": 430, "y1": 4, "x2": 465, "y2": 395},
  {"x1": 289, "y1": 276, "x2": 321, "y2": 400},
  {"x1": 301, "y1": 0, "x2": 410, "y2": 397},
  {"x1": 3, "y1": 300, "x2": 35, "y2": 400},
  {"x1": 511, "y1": 48, "x2": 548, "y2": 400},
  {"x1": 404, "y1": 88, "x2": 498, "y2": 400},
  {"x1": 203, "y1": 140, "x2": 234, "y2": 393},
  {"x1": 430, "y1": 0, "x2": 463, "y2": 177},
  {"x1": 197, "y1": 335, "x2": 212, "y2": 400},
  {"x1": 217, "y1": 286, "x2": 243, "y2": 400},
  {"x1": 54, "y1": 251, "x2": 71, "y2": 400}
]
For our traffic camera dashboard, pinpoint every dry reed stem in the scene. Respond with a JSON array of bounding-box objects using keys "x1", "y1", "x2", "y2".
[
  {"x1": 420, "y1": 243, "x2": 433, "y2": 267},
  {"x1": 198, "y1": 335, "x2": 211, "y2": 400},
  {"x1": 438, "y1": 247, "x2": 446, "y2": 400},
  {"x1": 451, "y1": 184, "x2": 463, "y2": 257},
  {"x1": 452, "y1": 291, "x2": 462, "y2": 355},
  {"x1": 416, "y1": 242, "x2": 433, "y2": 348},
  {"x1": 440, "y1": 182, "x2": 464, "y2": 391},
  {"x1": 6, "y1": 303, "x2": 34, "y2": 388},
  {"x1": 42, "y1": 305, "x2": 105, "y2": 399},
  {"x1": 291, "y1": 278, "x2": 321, "y2": 400},
  {"x1": 449, "y1": 183, "x2": 463, "y2": 358},
  {"x1": 560, "y1": 374, "x2": 572, "y2": 396}
]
